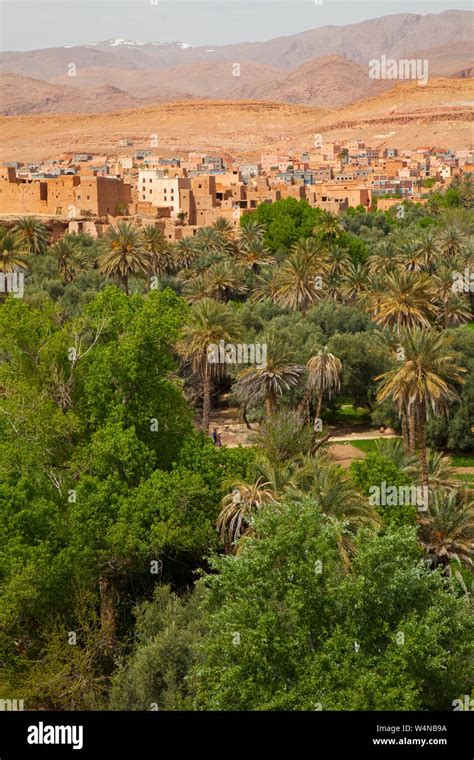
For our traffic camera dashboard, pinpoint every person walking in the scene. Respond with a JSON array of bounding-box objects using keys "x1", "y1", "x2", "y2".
[{"x1": 212, "y1": 428, "x2": 218, "y2": 445}]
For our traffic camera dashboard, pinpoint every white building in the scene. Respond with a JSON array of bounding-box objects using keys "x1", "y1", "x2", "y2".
[{"x1": 138, "y1": 170, "x2": 182, "y2": 215}]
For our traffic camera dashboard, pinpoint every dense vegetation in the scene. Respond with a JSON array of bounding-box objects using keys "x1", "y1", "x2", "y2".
[{"x1": 0, "y1": 193, "x2": 473, "y2": 710}]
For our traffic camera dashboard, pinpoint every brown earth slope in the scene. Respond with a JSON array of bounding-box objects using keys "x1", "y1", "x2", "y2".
[
  {"x1": 50, "y1": 61, "x2": 282, "y2": 102},
  {"x1": 252, "y1": 55, "x2": 392, "y2": 107},
  {"x1": 0, "y1": 78, "x2": 472, "y2": 163},
  {"x1": 0, "y1": 72, "x2": 144, "y2": 115}
]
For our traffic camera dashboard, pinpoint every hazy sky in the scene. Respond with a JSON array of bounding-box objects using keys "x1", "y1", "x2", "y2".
[{"x1": 1, "y1": 0, "x2": 472, "y2": 51}]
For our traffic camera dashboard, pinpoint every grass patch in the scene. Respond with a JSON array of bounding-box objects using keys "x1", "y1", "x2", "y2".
[
  {"x1": 450, "y1": 453, "x2": 474, "y2": 467},
  {"x1": 325, "y1": 404, "x2": 371, "y2": 427},
  {"x1": 339, "y1": 439, "x2": 378, "y2": 454}
]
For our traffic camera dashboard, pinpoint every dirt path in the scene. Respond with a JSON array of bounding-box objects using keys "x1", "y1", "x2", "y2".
[
  {"x1": 209, "y1": 408, "x2": 399, "y2": 449},
  {"x1": 208, "y1": 409, "x2": 254, "y2": 448},
  {"x1": 208, "y1": 409, "x2": 473, "y2": 473},
  {"x1": 329, "y1": 431, "x2": 398, "y2": 441},
  {"x1": 329, "y1": 443, "x2": 366, "y2": 469}
]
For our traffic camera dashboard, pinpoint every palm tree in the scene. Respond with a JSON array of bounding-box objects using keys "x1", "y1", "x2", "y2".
[
  {"x1": 376, "y1": 328, "x2": 466, "y2": 495},
  {"x1": 374, "y1": 330, "x2": 415, "y2": 452},
  {"x1": 98, "y1": 222, "x2": 149, "y2": 294},
  {"x1": 313, "y1": 210, "x2": 344, "y2": 241},
  {"x1": 0, "y1": 227, "x2": 27, "y2": 272},
  {"x1": 139, "y1": 225, "x2": 171, "y2": 284},
  {"x1": 238, "y1": 218, "x2": 266, "y2": 249},
  {"x1": 437, "y1": 226, "x2": 467, "y2": 261},
  {"x1": 326, "y1": 243, "x2": 351, "y2": 299},
  {"x1": 396, "y1": 238, "x2": 423, "y2": 273},
  {"x1": 436, "y1": 291, "x2": 471, "y2": 329},
  {"x1": 213, "y1": 217, "x2": 235, "y2": 240},
  {"x1": 407, "y1": 449, "x2": 459, "y2": 489},
  {"x1": 217, "y1": 477, "x2": 276, "y2": 548},
  {"x1": 252, "y1": 266, "x2": 284, "y2": 303},
  {"x1": 194, "y1": 226, "x2": 230, "y2": 257},
  {"x1": 341, "y1": 261, "x2": 369, "y2": 305},
  {"x1": 370, "y1": 269, "x2": 437, "y2": 331},
  {"x1": 433, "y1": 265, "x2": 461, "y2": 328},
  {"x1": 182, "y1": 274, "x2": 210, "y2": 303},
  {"x1": 13, "y1": 216, "x2": 49, "y2": 255},
  {"x1": 368, "y1": 240, "x2": 400, "y2": 276},
  {"x1": 50, "y1": 237, "x2": 87, "y2": 283},
  {"x1": 273, "y1": 238, "x2": 327, "y2": 317},
  {"x1": 249, "y1": 409, "x2": 313, "y2": 469},
  {"x1": 417, "y1": 487, "x2": 473, "y2": 572},
  {"x1": 176, "y1": 297, "x2": 241, "y2": 432},
  {"x1": 235, "y1": 339, "x2": 304, "y2": 416},
  {"x1": 237, "y1": 239, "x2": 275, "y2": 273},
  {"x1": 415, "y1": 229, "x2": 439, "y2": 271},
  {"x1": 440, "y1": 207, "x2": 474, "y2": 236},
  {"x1": 202, "y1": 259, "x2": 247, "y2": 302},
  {"x1": 374, "y1": 437, "x2": 417, "y2": 472},
  {"x1": 172, "y1": 238, "x2": 200, "y2": 270},
  {"x1": 427, "y1": 195, "x2": 442, "y2": 216},
  {"x1": 298, "y1": 347, "x2": 342, "y2": 422}
]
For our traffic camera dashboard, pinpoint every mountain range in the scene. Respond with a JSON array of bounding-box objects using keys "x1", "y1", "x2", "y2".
[{"x1": 0, "y1": 10, "x2": 472, "y2": 115}]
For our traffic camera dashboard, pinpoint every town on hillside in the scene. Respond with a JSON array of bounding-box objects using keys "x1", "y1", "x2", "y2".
[{"x1": 1, "y1": 140, "x2": 472, "y2": 237}]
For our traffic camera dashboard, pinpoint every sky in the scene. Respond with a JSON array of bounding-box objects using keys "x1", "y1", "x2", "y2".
[{"x1": 1, "y1": 0, "x2": 472, "y2": 51}]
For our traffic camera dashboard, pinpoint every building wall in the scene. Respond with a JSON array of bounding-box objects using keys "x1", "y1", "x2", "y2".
[
  {"x1": 0, "y1": 168, "x2": 131, "y2": 216},
  {"x1": 138, "y1": 171, "x2": 187, "y2": 215}
]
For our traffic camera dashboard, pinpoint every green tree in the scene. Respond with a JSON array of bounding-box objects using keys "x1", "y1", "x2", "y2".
[
  {"x1": 192, "y1": 504, "x2": 472, "y2": 710},
  {"x1": 0, "y1": 226, "x2": 27, "y2": 273},
  {"x1": 376, "y1": 328, "x2": 466, "y2": 493},
  {"x1": 327, "y1": 332, "x2": 388, "y2": 410},
  {"x1": 350, "y1": 453, "x2": 417, "y2": 527},
  {"x1": 139, "y1": 225, "x2": 171, "y2": 284},
  {"x1": 176, "y1": 298, "x2": 241, "y2": 432},
  {"x1": 273, "y1": 238, "x2": 327, "y2": 317},
  {"x1": 245, "y1": 198, "x2": 320, "y2": 253},
  {"x1": 235, "y1": 338, "x2": 304, "y2": 416},
  {"x1": 13, "y1": 216, "x2": 49, "y2": 255},
  {"x1": 298, "y1": 346, "x2": 342, "y2": 422},
  {"x1": 99, "y1": 222, "x2": 149, "y2": 294},
  {"x1": 109, "y1": 585, "x2": 206, "y2": 710},
  {"x1": 0, "y1": 286, "x2": 192, "y2": 658}
]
